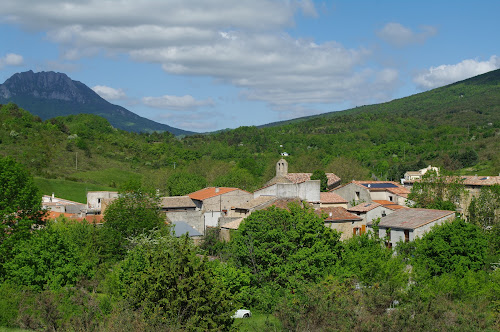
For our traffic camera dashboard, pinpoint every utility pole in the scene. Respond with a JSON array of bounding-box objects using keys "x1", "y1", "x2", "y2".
[{"x1": 75, "y1": 152, "x2": 78, "y2": 170}]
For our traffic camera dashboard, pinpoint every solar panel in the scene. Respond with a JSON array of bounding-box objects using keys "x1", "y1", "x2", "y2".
[
  {"x1": 480, "y1": 177, "x2": 487, "y2": 180},
  {"x1": 361, "y1": 183, "x2": 398, "y2": 188}
]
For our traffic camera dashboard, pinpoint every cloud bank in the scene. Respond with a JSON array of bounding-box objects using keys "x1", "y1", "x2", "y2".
[
  {"x1": 143, "y1": 95, "x2": 215, "y2": 111},
  {"x1": 414, "y1": 56, "x2": 500, "y2": 90},
  {"x1": 0, "y1": 53, "x2": 24, "y2": 68},
  {"x1": 377, "y1": 22, "x2": 437, "y2": 47},
  {"x1": 92, "y1": 85, "x2": 126, "y2": 100},
  {"x1": 0, "y1": 0, "x2": 399, "y2": 118}
]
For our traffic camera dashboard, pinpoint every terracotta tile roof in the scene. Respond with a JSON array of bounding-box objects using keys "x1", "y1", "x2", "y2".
[
  {"x1": 348, "y1": 202, "x2": 381, "y2": 213},
  {"x1": 373, "y1": 200, "x2": 408, "y2": 210},
  {"x1": 320, "y1": 192, "x2": 347, "y2": 204},
  {"x1": 316, "y1": 207, "x2": 362, "y2": 222},
  {"x1": 285, "y1": 173, "x2": 340, "y2": 187},
  {"x1": 221, "y1": 217, "x2": 245, "y2": 230},
  {"x1": 367, "y1": 208, "x2": 454, "y2": 230},
  {"x1": 160, "y1": 196, "x2": 196, "y2": 209},
  {"x1": 43, "y1": 211, "x2": 76, "y2": 221},
  {"x1": 78, "y1": 215, "x2": 105, "y2": 224},
  {"x1": 188, "y1": 187, "x2": 246, "y2": 201},
  {"x1": 234, "y1": 196, "x2": 277, "y2": 210}
]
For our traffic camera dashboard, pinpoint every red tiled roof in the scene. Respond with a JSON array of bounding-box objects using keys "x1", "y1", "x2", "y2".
[
  {"x1": 320, "y1": 192, "x2": 347, "y2": 204},
  {"x1": 348, "y1": 202, "x2": 381, "y2": 212},
  {"x1": 316, "y1": 207, "x2": 362, "y2": 222},
  {"x1": 77, "y1": 215, "x2": 104, "y2": 224},
  {"x1": 43, "y1": 211, "x2": 75, "y2": 221},
  {"x1": 188, "y1": 187, "x2": 245, "y2": 201},
  {"x1": 373, "y1": 200, "x2": 408, "y2": 210}
]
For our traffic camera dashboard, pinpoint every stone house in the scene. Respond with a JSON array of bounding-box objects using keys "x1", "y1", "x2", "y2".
[
  {"x1": 331, "y1": 181, "x2": 410, "y2": 207},
  {"x1": 316, "y1": 207, "x2": 363, "y2": 241},
  {"x1": 86, "y1": 191, "x2": 119, "y2": 214},
  {"x1": 348, "y1": 201, "x2": 393, "y2": 225},
  {"x1": 367, "y1": 208, "x2": 455, "y2": 248}
]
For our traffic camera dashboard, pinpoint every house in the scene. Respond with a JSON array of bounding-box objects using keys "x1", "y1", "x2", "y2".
[
  {"x1": 264, "y1": 159, "x2": 341, "y2": 190},
  {"x1": 230, "y1": 196, "x2": 277, "y2": 218},
  {"x1": 330, "y1": 181, "x2": 410, "y2": 207},
  {"x1": 187, "y1": 187, "x2": 252, "y2": 229},
  {"x1": 42, "y1": 194, "x2": 86, "y2": 215},
  {"x1": 318, "y1": 192, "x2": 348, "y2": 209},
  {"x1": 220, "y1": 217, "x2": 245, "y2": 242},
  {"x1": 86, "y1": 191, "x2": 119, "y2": 214},
  {"x1": 316, "y1": 207, "x2": 363, "y2": 241},
  {"x1": 403, "y1": 165, "x2": 439, "y2": 182},
  {"x1": 254, "y1": 180, "x2": 321, "y2": 202},
  {"x1": 160, "y1": 196, "x2": 197, "y2": 212},
  {"x1": 401, "y1": 175, "x2": 500, "y2": 214},
  {"x1": 367, "y1": 208, "x2": 455, "y2": 248},
  {"x1": 348, "y1": 201, "x2": 393, "y2": 224},
  {"x1": 188, "y1": 187, "x2": 252, "y2": 213}
]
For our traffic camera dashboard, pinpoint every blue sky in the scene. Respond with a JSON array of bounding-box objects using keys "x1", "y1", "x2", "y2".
[{"x1": 1, "y1": 1, "x2": 499, "y2": 132}]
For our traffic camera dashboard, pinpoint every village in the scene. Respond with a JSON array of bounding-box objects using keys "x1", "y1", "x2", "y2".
[{"x1": 42, "y1": 158, "x2": 500, "y2": 248}]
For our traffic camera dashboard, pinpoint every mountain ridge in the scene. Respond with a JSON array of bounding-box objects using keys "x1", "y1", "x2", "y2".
[{"x1": 0, "y1": 70, "x2": 195, "y2": 136}]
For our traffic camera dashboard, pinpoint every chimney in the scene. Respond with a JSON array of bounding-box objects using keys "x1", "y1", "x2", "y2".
[
  {"x1": 215, "y1": 187, "x2": 220, "y2": 193},
  {"x1": 329, "y1": 212, "x2": 332, "y2": 217}
]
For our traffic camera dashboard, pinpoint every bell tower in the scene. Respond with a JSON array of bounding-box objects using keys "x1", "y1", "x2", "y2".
[{"x1": 276, "y1": 158, "x2": 288, "y2": 177}]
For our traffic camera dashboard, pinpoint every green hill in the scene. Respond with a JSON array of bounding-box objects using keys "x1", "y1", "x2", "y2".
[{"x1": 0, "y1": 69, "x2": 499, "y2": 196}]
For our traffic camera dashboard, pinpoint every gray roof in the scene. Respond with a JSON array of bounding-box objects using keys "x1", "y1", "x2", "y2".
[
  {"x1": 368, "y1": 208, "x2": 454, "y2": 230},
  {"x1": 160, "y1": 196, "x2": 196, "y2": 209},
  {"x1": 234, "y1": 196, "x2": 277, "y2": 210},
  {"x1": 171, "y1": 221, "x2": 202, "y2": 237}
]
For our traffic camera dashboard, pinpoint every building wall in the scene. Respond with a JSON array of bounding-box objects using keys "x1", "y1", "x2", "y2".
[
  {"x1": 325, "y1": 220, "x2": 366, "y2": 241},
  {"x1": 165, "y1": 210, "x2": 205, "y2": 235},
  {"x1": 254, "y1": 181, "x2": 321, "y2": 202},
  {"x1": 202, "y1": 190, "x2": 252, "y2": 212},
  {"x1": 87, "y1": 191, "x2": 119, "y2": 210},
  {"x1": 332, "y1": 184, "x2": 372, "y2": 207},
  {"x1": 320, "y1": 202, "x2": 348, "y2": 209},
  {"x1": 204, "y1": 211, "x2": 222, "y2": 227},
  {"x1": 355, "y1": 205, "x2": 392, "y2": 224}
]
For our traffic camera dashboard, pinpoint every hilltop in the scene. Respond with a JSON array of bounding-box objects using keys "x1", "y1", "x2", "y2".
[{"x1": 0, "y1": 70, "x2": 195, "y2": 135}]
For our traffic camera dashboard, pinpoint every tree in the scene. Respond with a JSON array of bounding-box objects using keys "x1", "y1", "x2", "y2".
[
  {"x1": 3, "y1": 222, "x2": 94, "y2": 291},
  {"x1": 231, "y1": 203, "x2": 342, "y2": 290},
  {"x1": 0, "y1": 156, "x2": 45, "y2": 244},
  {"x1": 311, "y1": 170, "x2": 328, "y2": 192},
  {"x1": 407, "y1": 171, "x2": 466, "y2": 211},
  {"x1": 114, "y1": 234, "x2": 235, "y2": 330},
  {"x1": 467, "y1": 184, "x2": 500, "y2": 229},
  {"x1": 166, "y1": 171, "x2": 207, "y2": 196},
  {"x1": 326, "y1": 156, "x2": 370, "y2": 184},
  {"x1": 412, "y1": 218, "x2": 488, "y2": 278},
  {"x1": 102, "y1": 190, "x2": 167, "y2": 258}
]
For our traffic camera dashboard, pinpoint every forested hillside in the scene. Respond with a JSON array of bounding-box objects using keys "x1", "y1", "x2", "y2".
[{"x1": 0, "y1": 69, "x2": 499, "y2": 198}]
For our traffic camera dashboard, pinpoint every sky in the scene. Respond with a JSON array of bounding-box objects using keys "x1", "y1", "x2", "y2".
[{"x1": 0, "y1": 1, "x2": 499, "y2": 133}]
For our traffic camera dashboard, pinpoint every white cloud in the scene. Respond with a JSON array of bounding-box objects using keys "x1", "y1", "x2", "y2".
[
  {"x1": 143, "y1": 95, "x2": 215, "y2": 111},
  {"x1": 413, "y1": 56, "x2": 500, "y2": 90},
  {"x1": 0, "y1": 53, "x2": 23, "y2": 68},
  {"x1": 377, "y1": 22, "x2": 437, "y2": 47},
  {"x1": 92, "y1": 85, "x2": 126, "y2": 100},
  {"x1": 0, "y1": 1, "x2": 401, "y2": 118}
]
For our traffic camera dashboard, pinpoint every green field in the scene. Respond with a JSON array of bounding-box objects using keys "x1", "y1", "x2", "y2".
[
  {"x1": 34, "y1": 177, "x2": 115, "y2": 203},
  {"x1": 232, "y1": 313, "x2": 282, "y2": 331}
]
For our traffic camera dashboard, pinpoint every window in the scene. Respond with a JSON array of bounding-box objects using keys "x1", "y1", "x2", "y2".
[
  {"x1": 353, "y1": 227, "x2": 361, "y2": 236},
  {"x1": 389, "y1": 196, "x2": 393, "y2": 202},
  {"x1": 382, "y1": 210, "x2": 386, "y2": 217},
  {"x1": 355, "y1": 191, "x2": 360, "y2": 200}
]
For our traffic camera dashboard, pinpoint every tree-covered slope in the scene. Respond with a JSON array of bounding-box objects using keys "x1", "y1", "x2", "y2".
[{"x1": 0, "y1": 69, "x2": 499, "y2": 195}]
